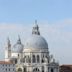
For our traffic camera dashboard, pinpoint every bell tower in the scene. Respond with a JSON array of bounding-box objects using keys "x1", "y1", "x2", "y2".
[{"x1": 5, "y1": 37, "x2": 11, "y2": 61}]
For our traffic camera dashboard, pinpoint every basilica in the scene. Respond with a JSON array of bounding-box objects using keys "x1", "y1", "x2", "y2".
[{"x1": 3, "y1": 21, "x2": 59, "y2": 72}]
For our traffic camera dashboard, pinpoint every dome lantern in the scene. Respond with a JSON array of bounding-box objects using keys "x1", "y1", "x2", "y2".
[{"x1": 32, "y1": 20, "x2": 40, "y2": 35}]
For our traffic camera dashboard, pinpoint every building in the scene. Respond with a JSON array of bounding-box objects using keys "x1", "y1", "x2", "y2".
[
  {"x1": 60, "y1": 65, "x2": 72, "y2": 72},
  {"x1": 0, "y1": 61, "x2": 15, "y2": 72},
  {"x1": 0, "y1": 21, "x2": 59, "y2": 72}
]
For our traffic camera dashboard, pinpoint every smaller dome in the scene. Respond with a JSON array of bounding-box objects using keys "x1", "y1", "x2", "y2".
[
  {"x1": 12, "y1": 44, "x2": 24, "y2": 53},
  {"x1": 12, "y1": 36, "x2": 24, "y2": 53}
]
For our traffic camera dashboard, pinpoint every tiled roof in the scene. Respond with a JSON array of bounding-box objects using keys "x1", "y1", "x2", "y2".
[
  {"x1": 0, "y1": 61, "x2": 12, "y2": 64},
  {"x1": 61, "y1": 65, "x2": 72, "y2": 68},
  {"x1": 60, "y1": 65, "x2": 72, "y2": 72}
]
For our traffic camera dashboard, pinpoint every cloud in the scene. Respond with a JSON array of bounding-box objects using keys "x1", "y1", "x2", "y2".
[{"x1": 0, "y1": 19, "x2": 72, "y2": 64}]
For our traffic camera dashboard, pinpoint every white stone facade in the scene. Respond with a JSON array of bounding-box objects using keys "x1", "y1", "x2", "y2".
[{"x1": 4, "y1": 21, "x2": 59, "y2": 72}]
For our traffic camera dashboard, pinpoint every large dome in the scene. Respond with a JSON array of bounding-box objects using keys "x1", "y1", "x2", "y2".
[
  {"x1": 24, "y1": 21, "x2": 48, "y2": 49},
  {"x1": 24, "y1": 35, "x2": 48, "y2": 49}
]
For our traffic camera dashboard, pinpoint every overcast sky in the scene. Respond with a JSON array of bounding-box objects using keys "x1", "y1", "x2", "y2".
[{"x1": 0, "y1": 0, "x2": 72, "y2": 65}]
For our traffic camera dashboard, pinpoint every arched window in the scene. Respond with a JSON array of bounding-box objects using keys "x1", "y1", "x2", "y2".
[
  {"x1": 32, "y1": 55, "x2": 36, "y2": 63},
  {"x1": 51, "y1": 68, "x2": 54, "y2": 72},
  {"x1": 24, "y1": 68, "x2": 27, "y2": 72},
  {"x1": 23, "y1": 56, "x2": 26, "y2": 63},
  {"x1": 9, "y1": 68, "x2": 10, "y2": 71},
  {"x1": 42, "y1": 66, "x2": 44, "y2": 72},
  {"x1": 18, "y1": 54, "x2": 19, "y2": 57},
  {"x1": 42, "y1": 58, "x2": 44, "y2": 63},
  {"x1": 37, "y1": 55, "x2": 40, "y2": 63},
  {"x1": 15, "y1": 59, "x2": 17, "y2": 64}
]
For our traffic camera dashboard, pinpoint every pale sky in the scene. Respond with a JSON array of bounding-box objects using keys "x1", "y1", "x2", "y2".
[{"x1": 0, "y1": 0, "x2": 72, "y2": 65}]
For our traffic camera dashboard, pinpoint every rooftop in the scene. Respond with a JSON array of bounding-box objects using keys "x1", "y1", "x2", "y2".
[{"x1": 0, "y1": 61, "x2": 12, "y2": 64}]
